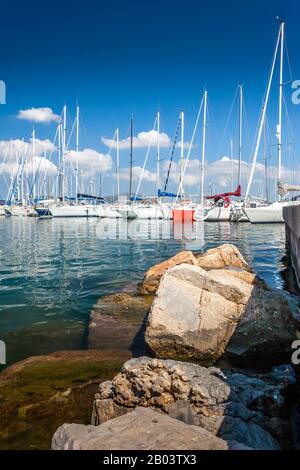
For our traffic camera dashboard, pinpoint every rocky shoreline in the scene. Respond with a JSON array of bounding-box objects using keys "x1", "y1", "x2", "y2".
[{"x1": 1, "y1": 244, "x2": 300, "y2": 449}]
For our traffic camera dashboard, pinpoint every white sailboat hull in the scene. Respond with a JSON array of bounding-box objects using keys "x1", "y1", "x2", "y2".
[
  {"x1": 94, "y1": 206, "x2": 107, "y2": 217},
  {"x1": 204, "y1": 206, "x2": 232, "y2": 222},
  {"x1": 49, "y1": 205, "x2": 98, "y2": 217},
  {"x1": 117, "y1": 207, "x2": 137, "y2": 219},
  {"x1": 0, "y1": 207, "x2": 5, "y2": 216},
  {"x1": 244, "y1": 202, "x2": 284, "y2": 223},
  {"x1": 133, "y1": 206, "x2": 164, "y2": 219},
  {"x1": 160, "y1": 205, "x2": 173, "y2": 220},
  {"x1": 104, "y1": 207, "x2": 121, "y2": 218},
  {"x1": 5, "y1": 206, "x2": 30, "y2": 216}
]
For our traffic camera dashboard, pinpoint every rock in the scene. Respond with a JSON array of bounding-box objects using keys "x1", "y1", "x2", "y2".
[
  {"x1": 228, "y1": 441, "x2": 254, "y2": 450},
  {"x1": 52, "y1": 407, "x2": 229, "y2": 450},
  {"x1": 226, "y1": 289, "x2": 300, "y2": 363},
  {"x1": 88, "y1": 292, "x2": 152, "y2": 355},
  {"x1": 94, "y1": 357, "x2": 295, "y2": 449},
  {"x1": 139, "y1": 245, "x2": 251, "y2": 297},
  {"x1": 98, "y1": 357, "x2": 231, "y2": 414},
  {"x1": 168, "y1": 400, "x2": 197, "y2": 425},
  {"x1": 145, "y1": 263, "x2": 251, "y2": 362},
  {"x1": 0, "y1": 349, "x2": 130, "y2": 450},
  {"x1": 195, "y1": 414, "x2": 280, "y2": 450},
  {"x1": 145, "y1": 259, "x2": 300, "y2": 363},
  {"x1": 139, "y1": 251, "x2": 198, "y2": 295},
  {"x1": 91, "y1": 397, "x2": 129, "y2": 426},
  {"x1": 196, "y1": 244, "x2": 250, "y2": 271}
]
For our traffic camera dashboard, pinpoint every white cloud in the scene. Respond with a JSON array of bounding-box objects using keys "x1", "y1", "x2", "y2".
[
  {"x1": 0, "y1": 138, "x2": 55, "y2": 161},
  {"x1": 175, "y1": 141, "x2": 195, "y2": 150},
  {"x1": 25, "y1": 156, "x2": 57, "y2": 176},
  {"x1": 102, "y1": 130, "x2": 171, "y2": 150},
  {"x1": 164, "y1": 155, "x2": 300, "y2": 196},
  {"x1": 0, "y1": 138, "x2": 57, "y2": 177},
  {"x1": 118, "y1": 166, "x2": 156, "y2": 183},
  {"x1": 2, "y1": 156, "x2": 57, "y2": 177},
  {"x1": 17, "y1": 107, "x2": 60, "y2": 123},
  {"x1": 65, "y1": 148, "x2": 112, "y2": 175}
]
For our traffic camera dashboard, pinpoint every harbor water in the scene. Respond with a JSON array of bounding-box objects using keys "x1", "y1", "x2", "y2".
[{"x1": 0, "y1": 217, "x2": 287, "y2": 366}]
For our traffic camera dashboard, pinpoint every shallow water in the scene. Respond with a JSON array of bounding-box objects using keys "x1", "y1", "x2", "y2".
[{"x1": 0, "y1": 217, "x2": 287, "y2": 365}]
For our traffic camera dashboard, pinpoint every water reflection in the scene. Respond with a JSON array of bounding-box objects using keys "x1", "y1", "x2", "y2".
[{"x1": 0, "y1": 217, "x2": 286, "y2": 362}]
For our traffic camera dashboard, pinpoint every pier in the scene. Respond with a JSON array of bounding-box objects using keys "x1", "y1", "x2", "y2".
[{"x1": 283, "y1": 204, "x2": 300, "y2": 286}]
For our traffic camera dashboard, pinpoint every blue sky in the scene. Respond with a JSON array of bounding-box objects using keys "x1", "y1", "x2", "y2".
[{"x1": 0, "y1": 0, "x2": 299, "y2": 199}]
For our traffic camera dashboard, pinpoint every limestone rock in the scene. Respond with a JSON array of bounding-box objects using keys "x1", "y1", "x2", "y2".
[
  {"x1": 52, "y1": 407, "x2": 228, "y2": 450},
  {"x1": 168, "y1": 400, "x2": 197, "y2": 425},
  {"x1": 145, "y1": 263, "x2": 252, "y2": 361},
  {"x1": 145, "y1": 260, "x2": 300, "y2": 363},
  {"x1": 139, "y1": 251, "x2": 198, "y2": 295},
  {"x1": 91, "y1": 397, "x2": 129, "y2": 426},
  {"x1": 93, "y1": 357, "x2": 296, "y2": 449}
]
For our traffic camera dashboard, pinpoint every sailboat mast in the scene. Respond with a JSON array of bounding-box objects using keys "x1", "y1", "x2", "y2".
[
  {"x1": 238, "y1": 84, "x2": 243, "y2": 193},
  {"x1": 129, "y1": 117, "x2": 133, "y2": 201},
  {"x1": 116, "y1": 128, "x2": 120, "y2": 201},
  {"x1": 263, "y1": 116, "x2": 269, "y2": 202},
  {"x1": 230, "y1": 137, "x2": 234, "y2": 191},
  {"x1": 180, "y1": 111, "x2": 184, "y2": 198},
  {"x1": 32, "y1": 128, "x2": 35, "y2": 202},
  {"x1": 244, "y1": 23, "x2": 281, "y2": 202},
  {"x1": 62, "y1": 104, "x2": 67, "y2": 201},
  {"x1": 20, "y1": 138, "x2": 24, "y2": 203},
  {"x1": 277, "y1": 21, "x2": 284, "y2": 198},
  {"x1": 200, "y1": 90, "x2": 207, "y2": 206},
  {"x1": 75, "y1": 104, "x2": 79, "y2": 204},
  {"x1": 156, "y1": 111, "x2": 160, "y2": 195},
  {"x1": 58, "y1": 121, "x2": 62, "y2": 200}
]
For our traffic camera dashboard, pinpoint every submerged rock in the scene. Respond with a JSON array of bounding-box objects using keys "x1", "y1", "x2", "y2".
[
  {"x1": 93, "y1": 356, "x2": 296, "y2": 449},
  {"x1": 0, "y1": 349, "x2": 130, "y2": 450},
  {"x1": 144, "y1": 245, "x2": 300, "y2": 363},
  {"x1": 88, "y1": 292, "x2": 152, "y2": 355},
  {"x1": 52, "y1": 407, "x2": 229, "y2": 450}
]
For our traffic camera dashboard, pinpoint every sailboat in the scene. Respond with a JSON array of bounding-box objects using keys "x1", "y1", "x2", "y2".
[
  {"x1": 117, "y1": 114, "x2": 165, "y2": 220},
  {"x1": 103, "y1": 128, "x2": 121, "y2": 218},
  {"x1": 132, "y1": 112, "x2": 165, "y2": 220},
  {"x1": 243, "y1": 21, "x2": 297, "y2": 223},
  {"x1": 174, "y1": 91, "x2": 208, "y2": 222},
  {"x1": 5, "y1": 205, "x2": 32, "y2": 216},
  {"x1": 116, "y1": 117, "x2": 138, "y2": 219},
  {"x1": 46, "y1": 105, "x2": 100, "y2": 218},
  {"x1": 201, "y1": 185, "x2": 242, "y2": 222}
]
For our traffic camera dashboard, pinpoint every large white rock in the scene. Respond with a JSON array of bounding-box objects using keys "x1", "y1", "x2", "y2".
[
  {"x1": 145, "y1": 261, "x2": 300, "y2": 363},
  {"x1": 145, "y1": 263, "x2": 252, "y2": 361},
  {"x1": 52, "y1": 407, "x2": 228, "y2": 450}
]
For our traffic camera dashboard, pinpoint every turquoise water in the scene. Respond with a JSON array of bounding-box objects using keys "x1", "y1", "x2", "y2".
[{"x1": 0, "y1": 217, "x2": 287, "y2": 365}]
